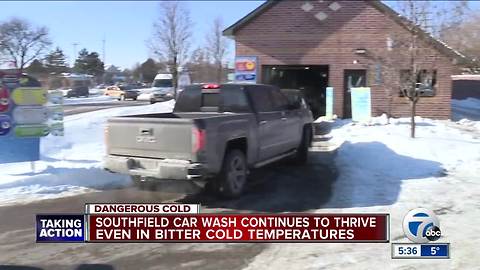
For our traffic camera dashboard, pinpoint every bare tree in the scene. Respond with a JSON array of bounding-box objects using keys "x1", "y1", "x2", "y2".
[
  {"x1": 149, "y1": 2, "x2": 192, "y2": 97},
  {"x1": 187, "y1": 47, "x2": 216, "y2": 83},
  {"x1": 0, "y1": 18, "x2": 51, "y2": 72},
  {"x1": 440, "y1": 14, "x2": 480, "y2": 72},
  {"x1": 399, "y1": 0, "x2": 427, "y2": 138},
  {"x1": 206, "y1": 17, "x2": 228, "y2": 83},
  {"x1": 376, "y1": 1, "x2": 463, "y2": 138}
]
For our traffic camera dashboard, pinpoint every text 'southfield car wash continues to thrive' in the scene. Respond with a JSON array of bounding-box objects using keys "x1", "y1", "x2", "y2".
[{"x1": 224, "y1": 0, "x2": 469, "y2": 119}]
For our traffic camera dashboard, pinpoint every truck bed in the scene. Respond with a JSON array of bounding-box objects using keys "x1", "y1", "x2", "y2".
[{"x1": 106, "y1": 112, "x2": 255, "y2": 163}]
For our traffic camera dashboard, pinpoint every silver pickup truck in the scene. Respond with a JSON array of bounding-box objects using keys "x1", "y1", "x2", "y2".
[{"x1": 104, "y1": 83, "x2": 313, "y2": 198}]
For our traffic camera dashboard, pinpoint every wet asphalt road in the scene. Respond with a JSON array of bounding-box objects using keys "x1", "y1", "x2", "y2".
[{"x1": 0, "y1": 152, "x2": 337, "y2": 270}]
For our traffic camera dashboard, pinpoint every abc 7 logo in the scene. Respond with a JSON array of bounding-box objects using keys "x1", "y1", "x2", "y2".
[{"x1": 403, "y1": 208, "x2": 441, "y2": 243}]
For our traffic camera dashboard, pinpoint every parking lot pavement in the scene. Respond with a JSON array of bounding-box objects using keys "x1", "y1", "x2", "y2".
[{"x1": 0, "y1": 147, "x2": 337, "y2": 269}]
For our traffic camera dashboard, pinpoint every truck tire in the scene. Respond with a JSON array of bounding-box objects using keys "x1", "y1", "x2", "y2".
[
  {"x1": 217, "y1": 149, "x2": 247, "y2": 198},
  {"x1": 292, "y1": 126, "x2": 311, "y2": 165}
]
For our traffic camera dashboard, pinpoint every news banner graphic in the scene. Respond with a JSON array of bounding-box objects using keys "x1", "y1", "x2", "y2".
[
  {"x1": 36, "y1": 203, "x2": 389, "y2": 243},
  {"x1": 392, "y1": 208, "x2": 450, "y2": 259}
]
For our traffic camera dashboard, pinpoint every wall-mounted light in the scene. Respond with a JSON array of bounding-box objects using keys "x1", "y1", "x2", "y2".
[{"x1": 354, "y1": 48, "x2": 367, "y2": 55}]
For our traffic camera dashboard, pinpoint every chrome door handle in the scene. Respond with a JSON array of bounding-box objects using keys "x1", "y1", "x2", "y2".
[{"x1": 260, "y1": 120, "x2": 267, "y2": 125}]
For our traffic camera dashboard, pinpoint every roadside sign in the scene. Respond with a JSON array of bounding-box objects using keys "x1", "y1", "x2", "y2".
[
  {"x1": 11, "y1": 87, "x2": 47, "y2": 106},
  {"x1": 0, "y1": 71, "x2": 63, "y2": 163},
  {"x1": 14, "y1": 124, "x2": 50, "y2": 137},
  {"x1": 351, "y1": 87, "x2": 372, "y2": 122},
  {"x1": 235, "y1": 56, "x2": 258, "y2": 83},
  {"x1": 13, "y1": 106, "x2": 50, "y2": 124},
  {"x1": 0, "y1": 114, "x2": 12, "y2": 136},
  {"x1": 0, "y1": 86, "x2": 10, "y2": 112}
]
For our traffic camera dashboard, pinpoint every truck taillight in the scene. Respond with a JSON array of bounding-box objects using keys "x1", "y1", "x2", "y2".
[
  {"x1": 202, "y1": 83, "x2": 220, "y2": 89},
  {"x1": 193, "y1": 128, "x2": 206, "y2": 153}
]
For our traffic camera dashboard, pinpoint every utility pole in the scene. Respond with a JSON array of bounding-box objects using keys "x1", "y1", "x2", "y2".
[
  {"x1": 72, "y1": 42, "x2": 79, "y2": 67},
  {"x1": 102, "y1": 35, "x2": 106, "y2": 84},
  {"x1": 102, "y1": 34, "x2": 106, "y2": 64}
]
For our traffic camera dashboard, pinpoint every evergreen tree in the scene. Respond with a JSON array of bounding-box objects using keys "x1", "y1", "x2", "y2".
[
  {"x1": 44, "y1": 47, "x2": 69, "y2": 74},
  {"x1": 73, "y1": 48, "x2": 104, "y2": 77},
  {"x1": 25, "y1": 59, "x2": 48, "y2": 75},
  {"x1": 133, "y1": 58, "x2": 161, "y2": 83}
]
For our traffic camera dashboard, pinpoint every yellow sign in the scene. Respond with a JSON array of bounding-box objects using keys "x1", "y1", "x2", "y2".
[
  {"x1": 11, "y1": 87, "x2": 47, "y2": 106},
  {"x1": 245, "y1": 61, "x2": 256, "y2": 71}
]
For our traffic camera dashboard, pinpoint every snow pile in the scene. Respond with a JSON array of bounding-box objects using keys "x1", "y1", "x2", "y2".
[
  {"x1": 0, "y1": 100, "x2": 175, "y2": 206},
  {"x1": 62, "y1": 95, "x2": 116, "y2": 105},
  {"x1": 327, "y1": 117, "x2": 479, "y2": 207},
  {"x1": 456, "y1": 118, "x2": 480, "y2": 131},
  {"x1": 244, "y1": 116, "x2": 480, "y2": 270},
  {"x1": 451, "y1": 97, "x2": 480, "y2": 122},
  {"x1": 89, "y1": 88, "x2": 105, "y2": 96},
  {"x1": 451, "y1": 97, "x2": 480, "y2": 110}
]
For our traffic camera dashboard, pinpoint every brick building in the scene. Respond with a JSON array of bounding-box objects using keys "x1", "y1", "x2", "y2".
[{"x1": 224, "y1": 0, "x2": 467, "y2": 119}]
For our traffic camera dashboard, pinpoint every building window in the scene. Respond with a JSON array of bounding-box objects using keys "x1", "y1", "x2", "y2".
[{"x1": 399, "y1": 69, "x2": 437, "y2": 97}]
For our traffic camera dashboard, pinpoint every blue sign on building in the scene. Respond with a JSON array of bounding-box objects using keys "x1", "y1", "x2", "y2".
[
  {"x1": 235, "y1": 56, "x2": 258, "y2": 83},
  {"x1": 325, "y1": 87, "x2": 334, "y2": 119},
  {"x1": 351, "y1": 87, "x2": 372, "y2": 122}
]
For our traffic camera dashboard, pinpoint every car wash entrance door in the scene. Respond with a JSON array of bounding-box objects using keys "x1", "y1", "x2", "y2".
[
  {"x1": 262, "y1": 65, "x2": 329, "y2": 119},
  {"x1": 343, "y1": 70, "x2": 366, "y2": 118}
]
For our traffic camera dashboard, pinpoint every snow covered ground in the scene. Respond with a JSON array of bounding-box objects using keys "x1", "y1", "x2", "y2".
[
  {"x1": 0, "y1": 94, "x2": 479, "y2": 267},
  {"x1": 62, "y1": 95, "x2": 116, "y2": 105},
  {"x1": 244, "y1": 116, "x2": 480, "y2": 269},
  {"x1": 0, "y1": 100, "x2": 175, "y2": 206},
  {"x1": 61, "y1": 88, "x2": 117, "y2": 105}
]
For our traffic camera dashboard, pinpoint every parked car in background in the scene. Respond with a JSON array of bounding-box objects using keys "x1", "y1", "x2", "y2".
[
  {"x1": 59, "y1": 74, "x2": 92, "y2": 98},
  {"x1": 138, "y1": 73, "x2": 191, "y2": 103},
  {"x1": 129, "y1": 82, "x2": 147, "y2": 89},
  {"x1": 137, "y1": 73, "x2": 174, "y2": 103},
  {"x1": 105, "y1": 85, "x2": 139, "y2": 101},
  {"x1": 61, "y1": 86, "x2": 89, "y2": 98},
  {"x1": 104, "y1": 83, "x2": 313, "y2": 198}
]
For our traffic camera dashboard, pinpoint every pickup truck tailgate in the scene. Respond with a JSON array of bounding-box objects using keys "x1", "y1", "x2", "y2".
[{"x1": 106, "y1": 117, "x2": 195, "y2": 161}]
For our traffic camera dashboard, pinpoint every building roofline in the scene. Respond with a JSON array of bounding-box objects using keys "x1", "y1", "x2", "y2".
[
  {"x1": 223, "y1": 0, "x2": 471, "y2": 64},
  {"x1": 223, "y1": 0, "x2": 277, "y2": 37}
]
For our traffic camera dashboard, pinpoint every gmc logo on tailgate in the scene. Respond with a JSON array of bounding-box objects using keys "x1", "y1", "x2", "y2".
[{"x1": 136, "y1": 136, "x2": 156, "y2": 143}]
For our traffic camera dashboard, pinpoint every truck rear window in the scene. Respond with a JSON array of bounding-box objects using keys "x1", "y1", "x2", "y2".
[{"x1": 174, "y1": 85, "x2": 251, "y2": 113}]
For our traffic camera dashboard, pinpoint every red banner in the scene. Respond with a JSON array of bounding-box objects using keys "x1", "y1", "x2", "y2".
[{"x1": 87, "y1": 214, "x2": 389, "y2": 243}]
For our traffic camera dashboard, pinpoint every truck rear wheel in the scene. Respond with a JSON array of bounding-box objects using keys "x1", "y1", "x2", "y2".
[
  {"x1": 217, "y1": 149, "x2": 247, "y2": 198},
  {"x1": 292, "y1": 126, "x2": 311, "y2": 165}
]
